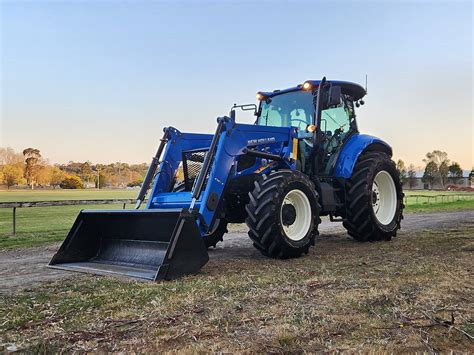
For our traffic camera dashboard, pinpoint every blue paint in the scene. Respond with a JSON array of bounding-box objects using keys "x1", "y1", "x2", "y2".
[
  {"x1": 143, "y1": 84, "x2": 391, "y2": 238},
  {"x1": 334, "y1": 134, "x2": 392, "y2": 178},
  {"x1": 147, "y1": 115, "x2": 296, "y2": 235}
]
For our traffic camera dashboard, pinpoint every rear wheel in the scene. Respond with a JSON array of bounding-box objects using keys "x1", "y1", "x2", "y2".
[
  {"x1": 245, "y1": 170, "x2": 320, "y2": 258},
  {"x1": 343, "y1": 151, "x2": 404, "y2": 241}
]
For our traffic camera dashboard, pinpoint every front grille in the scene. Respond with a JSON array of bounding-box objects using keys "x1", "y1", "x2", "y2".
[{"x1": 182, "y1": 148, "x2": 209, "y2": 191}]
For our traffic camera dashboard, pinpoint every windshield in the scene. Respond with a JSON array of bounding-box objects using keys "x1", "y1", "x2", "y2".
[{"x1": 257, "y1": 91, "x2": 313, "y2": 132}]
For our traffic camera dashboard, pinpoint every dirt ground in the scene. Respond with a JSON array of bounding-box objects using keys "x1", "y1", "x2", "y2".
[{"x1": 1, "y1": 210, "x2": 473, "y2": 294}]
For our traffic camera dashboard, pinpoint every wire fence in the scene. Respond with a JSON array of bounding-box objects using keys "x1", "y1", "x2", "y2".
[
  {"x1": 1, "y1": 194, "x2": 473, "y2": 236},
  {"x1": 0, "y1": 199, "x2": 142, "y2": 236},
  {"x1": 404, "y1": 193, "x2": 474, "y2": 205}
]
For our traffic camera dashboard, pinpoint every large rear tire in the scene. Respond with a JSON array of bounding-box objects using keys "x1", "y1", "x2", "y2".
[
  {"x1": 245, "y1": 170, "x2": 320, "y2": 258},
  {"x1": 343, "y1": 151, "x2": 404, "y2": 241}
]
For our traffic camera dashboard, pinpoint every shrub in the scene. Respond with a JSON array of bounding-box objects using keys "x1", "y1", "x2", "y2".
[
  {"x1": 127, "y1": 178, "x2": 143, "y2": 187},
  {"x1": 60, "y1": 176, "x2": 84, "y2": 189}
]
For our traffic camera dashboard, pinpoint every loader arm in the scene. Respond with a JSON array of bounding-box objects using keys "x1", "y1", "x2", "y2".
[
  {"x1": 49, "y1": 115, "x2": 296, "y2": 281},
  {"x1": 148, "y1": 115, "x2": 297, "y2": 234}
]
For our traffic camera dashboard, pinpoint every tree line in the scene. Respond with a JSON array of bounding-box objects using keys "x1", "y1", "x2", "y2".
[
  {"x1": 396, "y1": 150, "x2": 472, "y2": 190},
  {"x1": 1, "y1": 147, "x2": 472, "y2": 190},
  {"x1": 0, "y1": 147, "x2": 148, "y2": 189}
]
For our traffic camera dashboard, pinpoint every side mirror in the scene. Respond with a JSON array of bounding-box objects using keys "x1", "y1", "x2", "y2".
[{"x1": 328, "y1": 86, "x2": 341, "y2": 107}]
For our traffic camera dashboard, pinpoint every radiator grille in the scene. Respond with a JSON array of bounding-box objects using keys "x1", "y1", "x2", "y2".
[{"x1": 182, "y1": 148, "x2": 209, "y2": 191}]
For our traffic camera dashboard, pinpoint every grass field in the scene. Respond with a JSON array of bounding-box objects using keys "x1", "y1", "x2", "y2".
[
  {"x1": 0, "y1": 189, "x2": 137, "y2": 202},
  {"x1": 0, "y1": 189, "x2": 473, "y2": 249},
  {"x1": 1, "y1": 224, "x2": 473, "y2": 352},
  {"x1": 0, "y1": 189, "x2": 139, "y2": 249}
]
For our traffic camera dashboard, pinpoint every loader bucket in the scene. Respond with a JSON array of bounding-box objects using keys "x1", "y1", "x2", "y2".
[{"x1": 49, "y1": 209, "x2": 208, "y2": 281}]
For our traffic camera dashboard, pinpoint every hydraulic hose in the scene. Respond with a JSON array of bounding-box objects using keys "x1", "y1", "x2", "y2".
[
  {"x1": 135, "y1": 128, "x2": 170, "y2": 209},
  {"x1": 189, "y1": 117, "x2": 226, "y2": 209}
]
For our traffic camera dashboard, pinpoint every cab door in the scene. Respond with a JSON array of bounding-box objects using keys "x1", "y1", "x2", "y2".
[{"x1": 319, "y1": 95, "x2": 356, "y2": 175}]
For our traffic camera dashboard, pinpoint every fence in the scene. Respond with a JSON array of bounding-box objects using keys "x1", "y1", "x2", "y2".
[
  {"x1": 1, "y1": 194, "x2": 473, "y2": 236},
  {"x1": 404, "y1": 194, "x2": 474, "y2": 205},
  {"x1": 0, "y1": 199, "x2": 142, "y2": 235}
]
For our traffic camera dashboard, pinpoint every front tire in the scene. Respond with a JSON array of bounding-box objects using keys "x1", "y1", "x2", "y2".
[
  {"x1": 343, "y1": 151, "x2": 404, "y2": 241},
  {"x1": 245, "y1": 170, "x2": 320, "y2": 258}
]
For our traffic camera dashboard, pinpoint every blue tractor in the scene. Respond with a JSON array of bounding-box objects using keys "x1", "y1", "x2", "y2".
[{"x1": 50, "y1": 78, "x2": 404, "y2": 280}]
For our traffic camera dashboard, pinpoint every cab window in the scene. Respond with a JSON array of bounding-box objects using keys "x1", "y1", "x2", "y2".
[
  {"x1": 257, "y1": 91, "x2": 313, "y2": 136},
  {"x1": 320, "y1": 94, "x2": 354, "y2": 145}
]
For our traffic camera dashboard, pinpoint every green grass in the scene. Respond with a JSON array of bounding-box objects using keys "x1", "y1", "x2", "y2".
[
  {"x1": 403, "y1": 190, "x2": 474, "y2": 212},
  {"x1": 0, "y1": 204, "x2": 128, "y2": 249},
  {"x1": 0, "y1": 189, "x2": 136, "y2": 202},
  {"x1": 0, "y1": 189, "x2": 473, "y2": 249},
  {"x1": 405, "y1": 199, "x2": 474, "y2": 213},
  {"x1": 0, "y1": 189, "x2": 138, "y2": 249}
]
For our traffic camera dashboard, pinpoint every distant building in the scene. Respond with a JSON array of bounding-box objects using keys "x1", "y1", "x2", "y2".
[{"x1": 403, "y1": 175, "x2": 471, "y2": 190}]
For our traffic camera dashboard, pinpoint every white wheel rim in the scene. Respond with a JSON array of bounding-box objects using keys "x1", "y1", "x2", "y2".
[
  {"x1": 372, "y1": 170, "x2": 397, "y2": 225},
  {"x1": 280, "y1": 189, "x2": 312, "y2": 241}
]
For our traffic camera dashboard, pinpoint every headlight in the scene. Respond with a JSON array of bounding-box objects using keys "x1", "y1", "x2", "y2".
[{"x1": 302, "y1": 82, "x2": 312, "y2": 90}]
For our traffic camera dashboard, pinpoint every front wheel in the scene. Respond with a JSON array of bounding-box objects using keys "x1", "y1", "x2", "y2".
[
  {"x1": 343, "y1": 152, "x2": 404, "y2": 241},
  {"x1": 245, "y1": 170, "x2": 320, "y2": 258}
]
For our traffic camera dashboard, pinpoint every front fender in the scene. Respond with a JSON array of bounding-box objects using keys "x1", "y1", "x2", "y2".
[{"x1": 334, "y1": 134, "x2": 392, "y2": 178}]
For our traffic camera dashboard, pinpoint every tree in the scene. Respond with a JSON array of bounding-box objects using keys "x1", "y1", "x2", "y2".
[
  {"x1": 448, "y1": 162, "x2": 463, "y2": 184},
  {"x1": 407, "y1": 164, "x2": 417, "y2": 189},
  {"x1": 23, "y1": 148, "x2": 42, "y2": 189},
  {"x1": 1, "y1": 164, "x2": 24, "y2": 188},
  {"x1": 438, "y1": 161, "x2": 450, "y2": 188},
  {"x1": 80, "y1": 161, "x2": 95, "y2": 183},
  {"x1": 127, "y1": 177, "x2": 144, "y2": 187},
  {"x1": 50, "y1": 167, "x2": 67, "y2": 189},
  {"x1": 36, "y1": 166, "x2": 53, "y2": 186},
  {"x1": 470, "y1": 169, "x2": 474, "y2": 185},
  {"x1": 396, "y1": 159, "x2": 407, "y2": 184},
  {"x1": 422, "y1": 161, "x2": 438, "y2": 190},
  {"x1": 97, "y1": 172, "x2": 107, "y2": 188},
  {"x1": 423, "y1": 150, "x2": 450, "y2": 189},
  {"x1": 0, "y1": 147, "x2": 24, "y2": 165},
  {"x1": 60, "y1": 176, "x2": 84, "y2": 189}
]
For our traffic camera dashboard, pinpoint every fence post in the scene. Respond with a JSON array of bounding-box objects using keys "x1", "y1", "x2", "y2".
[
  {"x1": 13, "y1": 207, "x2": 16, "y2": 236},
  {"x1": 123, "y1": 203, "x2": 126, "y2": 210}
]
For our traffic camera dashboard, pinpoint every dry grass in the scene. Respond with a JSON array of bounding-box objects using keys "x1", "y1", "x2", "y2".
[{"x1": 1, "y1": 223, "x2": 473, "y2": 352}]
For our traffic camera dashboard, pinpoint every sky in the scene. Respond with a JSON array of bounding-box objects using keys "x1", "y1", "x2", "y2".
[{"x1": 1, "y1": 0, "x2": 473, "y2": 169}]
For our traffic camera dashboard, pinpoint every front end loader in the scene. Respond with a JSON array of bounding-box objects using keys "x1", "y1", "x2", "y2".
[{"x1": 50, "y1": 78, "x2": 404, "y2": 280}]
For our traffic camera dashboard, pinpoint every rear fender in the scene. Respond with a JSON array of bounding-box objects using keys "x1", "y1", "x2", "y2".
[{"x1": 334, "y1": 134, "x2": 392, "y2": 178}]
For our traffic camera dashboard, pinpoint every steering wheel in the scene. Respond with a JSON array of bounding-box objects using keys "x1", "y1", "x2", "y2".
[
  {"x1": 290, "y1": 118, "x2": 308, "y2": 130},
  {"x1": 289, "y1": 118, "x2": 314, "y2": 150}
]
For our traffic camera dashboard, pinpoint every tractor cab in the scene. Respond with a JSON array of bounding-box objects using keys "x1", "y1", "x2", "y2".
[{"x1": 255, "y1": 80, "x2": 366, "y2": 175}]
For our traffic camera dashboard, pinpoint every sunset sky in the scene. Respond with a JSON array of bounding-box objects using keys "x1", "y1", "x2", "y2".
[{"x1": 1, "y1": 1, "x2": 472, "y2": 169}]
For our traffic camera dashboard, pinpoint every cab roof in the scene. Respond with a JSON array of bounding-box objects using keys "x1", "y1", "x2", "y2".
[{"x1": 259, "y1": 80, "x2": 366, "y2": 101}]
